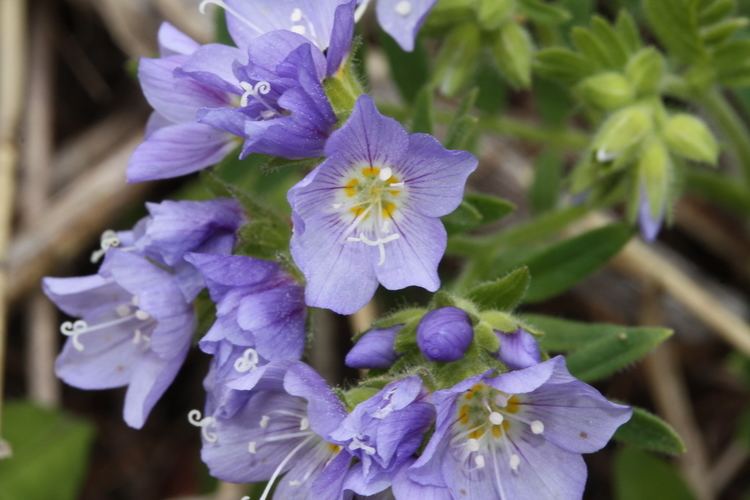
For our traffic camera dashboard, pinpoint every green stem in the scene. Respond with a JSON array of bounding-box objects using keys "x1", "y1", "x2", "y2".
[{"x1": 699, "y1": 88, "x2": 750, "y2": 186}]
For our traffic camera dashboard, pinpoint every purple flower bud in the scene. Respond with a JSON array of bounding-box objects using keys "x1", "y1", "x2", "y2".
[
  {"x1": 345, "y1": 326, "x2": 401, "y2": 369},
  {"x1": 497, "y1": 328, "x2": 541, "y2": 370},
  {"x1": 416, "y1": 307, "x2": 473, "y2": 362}
]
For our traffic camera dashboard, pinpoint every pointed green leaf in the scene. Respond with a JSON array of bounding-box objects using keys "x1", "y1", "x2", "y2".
[
  {"x1": 614, "y1": 407, "x2": 686, "y2": 455},
  {"x1": 523, "y1": 223, "x2": 633, "y2": 302},
  {"x1": 467, "y1": 267, "x2": 531, "y2": 311},
  {"x1": 465, "y1": 193, "x2": 516, "y2": 224},
  {"x1": 518, "y1": 0, "x2": 571, "y2": 25},
  {"x1": 534, "y1": 47, "x2": 596, "y2": 84},
  {"x1": 411, "y1": 85, "x2": 435, "y2": 134},
  {"x1": 380, "y1": 29, "x2": 430, "y2": 103},
  {"x1": 0, "y1": 402, "x2": 95, "y2": 500}
]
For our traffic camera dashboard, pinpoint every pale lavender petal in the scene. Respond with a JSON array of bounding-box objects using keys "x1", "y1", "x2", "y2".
[
  {"x1": 127, "y1": 122, "x2": 236, "y2": 182},
  {"x1": 376, "y1": 0, "x2": 437, "y2": 52},
  {"x1": 374, "y1": 208, "x2": 444, "y2": 292},
  {"x1": 246, "y1": 29, "x2": 327, "y2": 79},
  {"x1": 158, "y1": 22, "x2": 199, "y2": 56},
  {"x1": 177, "y1": 43, "x2": 245, "y2": 94},
  {"x1": 43, "y1": 275, "x2": 128, "y2": 319},
  {"x1": 398, "y1": 134, "x2": 477, "y2": 217},
  {"x1": 345, "y1": 326, "x2": 401, "y2": 369},
  {"x1": 638, "y1": 187, "x2": 663, "y2": 242},
  {"x1": 283, "y1": 362, "x2": 348, "y2": 437},
  {"x1": 392, "y1": 460, "x2": 452, "y2": 500},
  {"x1": 197, "y1": 107, "x2": 248, "y2": 137},
  {"x1": 497, "y1": 328, "x2": 541, "y2": 370},
  {"x1": 326, "y1": 0, "x2": 357, "y2": 75},
  {"x1": 486, "y1": 356, "x2": 562, "y2": 395}
]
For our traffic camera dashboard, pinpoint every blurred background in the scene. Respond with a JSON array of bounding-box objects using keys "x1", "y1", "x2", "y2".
[{"x1": 0, "y1": 0, "x2": 749, "y2": 499}]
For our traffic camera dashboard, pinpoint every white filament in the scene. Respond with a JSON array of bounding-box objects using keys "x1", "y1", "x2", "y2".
[{"x1": 198, "y1": 0, "x2": 266, "y2": 34}]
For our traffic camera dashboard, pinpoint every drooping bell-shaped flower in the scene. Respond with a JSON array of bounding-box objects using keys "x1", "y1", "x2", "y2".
[
  {"x1": 416, "y1": 307, "x2": 474, "y2": 362},
  {"x1": 407, "y1": 357, "x2": 632, "y2": 499},
  {"x1": 44, "y1": 250, "x2": 196, "y2": 429},
  {"x1": 288, "y1": 95, "x2": 477, "y2": 314}
]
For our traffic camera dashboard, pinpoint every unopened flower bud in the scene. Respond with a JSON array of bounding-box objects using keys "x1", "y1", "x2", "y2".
[
  {"x1": 417, "y1": 307, "x2": 474, "y2": 362},
  {"x1": 637, "y1": 138, "x2": 671, "y2": 242},
  {"x1": 345, "y1": 326, "x2": 401, "y2": 369},
  {"x1": 625, "y1": 48, "x2": 665, "y2": 96},
  {"x1": 594, "y1": 105, "x2": 653, "y2": 159},
  {"x1": 578, "y1": 72, "x2": 635, "y2": 110},
  {"x1": 492, "y1": 22, "x2": 534, "y2": 89},
  {"x1": 496, "y1": 328, "x2": 541, "y2": 370},
  {"x1": 663, "y1": 113, "x2": 719, "y2": 165}
]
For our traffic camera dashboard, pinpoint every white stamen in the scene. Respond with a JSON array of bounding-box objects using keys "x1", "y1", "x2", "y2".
[
  {"x1": 131, "y1": 295, "x2": 140, "y2": 306},
  {"x1": 474, "y1": 454, "x2": 486, "y2": 469},
  {"x1": 134, "y1": 309, "x2": 150, "y2": 321},
  {"x1": 239, "y1": 80, "x2": 272, "y2": 108},
  {"x1": 90, "y1": 229, "x2": 121, "y2": 263},
  {"x1": 489, "y1": 412, "x2": 504, "y2": 426},
  {"x1": 378, "y1": 167, "x2": 393, "y2": 181},
  {"x1": 261, "y1": 110, "x2": 277, "y2": 119},
  {"x1": 509, "y1": 454, "x2": 520, "y2": 473},
  {"x1": 349, "y1": 436, "x2": 376, "y2": 455},
  {"x1": 354, "y1": 0, "x2": 372, "y2": 21},
  {"x1": 198, "y1": 0, "x2": 266, "y2": 34},
  {"x1": 299, "y1": 417, "x2": 310, "y2": 431},
  {"x1": 133, "y1": 329, "x2": 151, "y2": 347},
  {"x1": 291, "y1": 25, "x2": 307, "y2": 35},
  {"x1": 259, "y1": 436, "x2": 315, "y2": 500},
  {"x1": 234, "y1": 348, "x2": 259, "y2": 373},
  {"x1": 346, "y1": 233, "x2": 401, "y2": 266},
  {"x1": 395, "y1": 0, "x2": 412, "y2": 16},
  {"x1": 531, "y1": 420, "x2": 544, "y2": 434},
  {"x1": 187, "y1": 409, "x2": 218, "y2": 443},
  {"x1": 248, "y1": 441, "x2": 257, "y2": 454},
  {"x1": 60, "y1": 309, "x2": 152, "y2": 352},
  {"x1": 467, "y1": 438, "x2": 481, "y2": 452},
  {"x1": 289, "y1": 480, "x2": 302, "y2": 487},
  {"x1": 116, "y1": 304, "x2": 131, "y2": 317},
  {"x1": 290, "y1": 8, "x2": 303, "y2": 21},
  {"x1": 260, "y1": 415, "x2": 270, "y2": 428}
]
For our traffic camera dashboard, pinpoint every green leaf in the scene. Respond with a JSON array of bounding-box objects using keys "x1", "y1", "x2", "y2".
[
  {"x1": 685, "y1": 167, "x2": 750, "y2": 216},
  {"x1": 411, "y1": 85, "x2": 435, "y2": 134},
  {"x1": 465, "y1": 192, "x2": 516, "y2": 224},
  {"x1": 443, "y1": 200, "x2": 483, "y2": 234},
  {"x1": 571, "y1": 26, "x2": 615, "y2": 69},
  {"x1": 529, "y1": 149, "x2": 563, "y2": 213},
  {"x1": 445, "y1": 88, "x2": 480, "y2": 150},
  {"x1": 0, "y1": 402, "x2": 95, "y2": 500},
  {"x1": 523, "y1": 223, "x2": 633, "y2": 302},
  {"x1": 615, "y1": 10, "x2": 643, "y2": 54},
  {"x1": 614, "y1": 407, "x2": 686, "y2": 455},
  {"x1": 467, "y1": 267, "x2": 531, "y2": 311},
  {"x1": 523, "y1": 314, "x2": 672, "y2": 381},
  {"x1": 614, "y1": 448, "x2": 696, "y2": 500},
  {"x1": 379, "y1": 29, "x2": 430, "y2": 102},
  {"x1": 518, "y1": 0, "x2": 571, "y2": 25},
  {"x1": 492, "y1": 22, "x2": 535, "y2": 89},
  {"x1": 433, "y1": 23, "x2": 480, "y2": 97},
  {"x1": 534, "y1": 47, "x2": 596, "y2": 85},
  {"x1": 643, "y1": 0, "x2": 704, "y2": 62}
]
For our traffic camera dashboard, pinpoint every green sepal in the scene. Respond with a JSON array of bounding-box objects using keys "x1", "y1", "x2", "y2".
[
  {"x1": 474, "y1": 320, "x2": 501, "y2": 353},
  {"x1": 477, "y1": 0, "x2": 515, "y2": 30},
  {"x1": 466, "y1": 266, "x2": 531, "y2": 312},
  {"x1": 663, "y1": 113, "x2": 719, "y2": 165},
  {"x1": 577, "y1": 71, "x2": 635, "y2": 111},
  {"x1": 479, "y1": 310, "x2": 519, "y2": 332},
  {"x1": 323, "y1": 59, "x2": 365, "y2": 124},
  {"x1": 593, "y1": 105, "x2": 653, "y2": 158},
  {"x1": 517, "y1": 0, "x2": 571, "y2": 25}
]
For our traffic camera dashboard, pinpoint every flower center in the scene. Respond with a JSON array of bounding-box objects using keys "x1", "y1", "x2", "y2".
[
  {"x1": 334, "y1": 165, "x2": 406, "y2": 265},
  {"x1": 59, "y1": 295, "x2": 155, "y2": 352},
  {"x1": 452, "y1": 384, "x2": 545, "y2": 476}
]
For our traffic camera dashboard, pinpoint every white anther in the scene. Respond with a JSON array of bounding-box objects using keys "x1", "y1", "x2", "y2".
[
  {"x1": 474, "y1": 454, "x2": 486, "y2": 469},
  {"x1": 489, "y1": 411, "x2": 504, "y2": 426},
  {"x1": 509, "y1": 454, "x2": 520, "y2": 473},
  {"x1": 596, "y1": 148, "x2": 616, "y2": 163},
  {"x1": 467, "y1": 438, "x2": 480, "y2": 452},
  {"x1": 395, "y1": 0, "x2": 412, "y2": 16},
  {"x1": 291, "y1": 25, "x2": 307, "y2": 35},
  {"x1": 187, "y1": 409, "x2": 218, "y2": 443},
  {"x1": 494, "y1": 394, "x2": 509, "y2": 407},
  {"x1": 248, "y1": 441, "x2": 257, "y2": 454},
  {"x1": 234, "y1": 348, "x2": 259, "y2": 373},
  {"x1": 378, "y1": 167, "x2": 393, "y2": 181},
  {"x1": 290, "y1": 8, "x2": 303, "y2": 21},
  {"x1": 260, "y1": 415, "x2": 270, "y2": 428},
  {"x1": 261, "y1": 110, "x2": 277, "y2": 119},
  {"x1": 289, "y1": 480, "x2": 302, "y2": 487},
  {"x1": 134, "y1": 309, "x2": 151, "y2": 321},
  {"x1": 299, "y1": 417, "x2": 310, "y2": 431},
  {"x1": 60, "y1": 320, "x2": 88, "y2": 351},
  {"x1": 131, "y1": 295, "x2": 140, "y2": 306},
  {"x1": 116, "y1": 304, "x2": 131, "y2": 317},
  {"x1": 531, "y1": 420, "x2": 544, "y2": 434}
]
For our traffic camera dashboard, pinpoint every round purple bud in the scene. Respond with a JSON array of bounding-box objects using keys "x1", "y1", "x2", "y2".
[
  {"x1": 496, "y1": 328, "x2": 541, "y2": 370},
  {"x1": 416, "y1": 307, "x2": 474, "y2": 362}
]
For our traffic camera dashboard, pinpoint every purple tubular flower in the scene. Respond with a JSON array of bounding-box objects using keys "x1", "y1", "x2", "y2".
[
  {"x1": 180, "y1": 29, "x2": 338, "y2": 160},
  {"x1": 408, "y1": 356, "x2": 632, "y2": 499},
  {"x1": 203, "y1": 0, "x2": 356, "y2": 74},
  {"x1": 185, "y1": 253, "x2": 306, "y2": 363},
  {"x1": 638, "y1": 186, "x2": 663, "y2": 242},
  {"x1": 289, "y1": 95, "x2": 477, "y2": 314},
  {"x1": 374, "y1": 0, "x2": 437, "y2": 52},
  {"x1": 44, "y1": 250, "x2": 195, "y2": 429},
  {"x1": 416, "y1": 307, "x2": 473, "y2": 362},
  {"x1": 345, "y1": 325, "x2": 401, "y2": 369},
  {"x1": 496, "y1": 328, "x2": 541, "y2": 370},
  {"x1": 329, "y1": 376, "x2": 434, "y2": 495},
  {"x1": 128, "y1": 24, "x2": 237, "y2": 182},
  {"x1": 197, "y1": 361, "x2": 353, "y2": 500}
]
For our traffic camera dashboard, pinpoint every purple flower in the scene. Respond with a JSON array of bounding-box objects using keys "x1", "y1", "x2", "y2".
[
  {"x1": 329, "y1": 376, "x2": 434, "y2": 495},
  {"x1": 496, "y1": 328, "x2": 541, "y2": 370},
  {"x1": 408, "y1": 357, "x2": 632, "y2": 499},
  {"x1": 288, "y1": 95, "x2": 477, "y2": 314},
  {"x1": 416, "y1": 307, "x2": 473, "y2": 362},
  {"x1": 345, "y1": 325, "x2": 401, "y2": 369},
  {"x1": 202, "y1": 0, "x2": 357, "y2": 74},
  {"x1": 128, "y1": 23, "x2": 238, "y2": 182},
  {"x1": 363, "y1": 0, "x2": 437, "y2": 52},
  {"x1": 196, "y1": 361, "x2": 353, "y2": 500},
  {"x1": 43, "y1": 250, "x2": 195, "y2": 428},
  {"x1": 638, "y1": 186, "x2": 663, "y2": 242}
]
